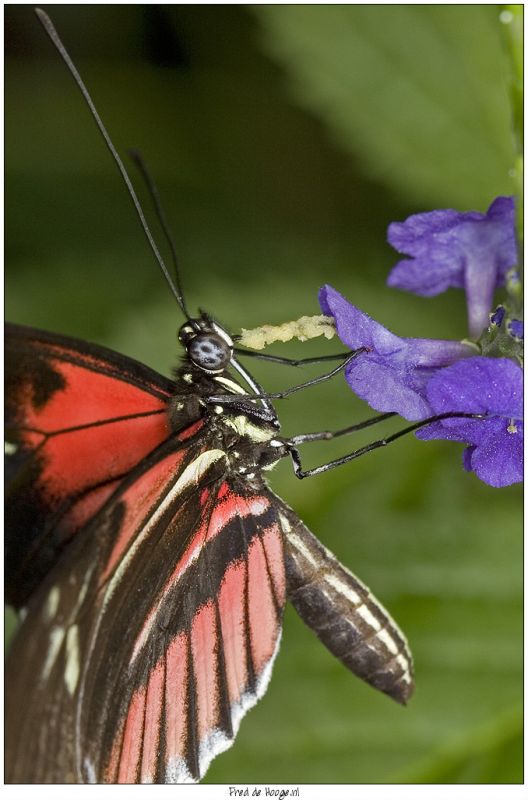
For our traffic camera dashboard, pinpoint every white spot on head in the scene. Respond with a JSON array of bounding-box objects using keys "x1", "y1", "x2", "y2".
[
  {"x1": 213, "y1": 405, "x2": 224, "y2": 415},
  {"x1": 65, "y1": 624, "x2": 80, "y2": 695},
  {"x1": 182, "y1": 373, "x2": 193, "y2": 384},
  {"x1": 175, "y1": 401, "x2": 184, "y2": 411}
]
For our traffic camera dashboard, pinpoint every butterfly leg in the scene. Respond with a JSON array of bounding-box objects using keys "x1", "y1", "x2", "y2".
[
  {"x1": 233, "y1": 349, "x2": 351, "y2": 367},
  {"x1": 289, "y1": 412, "x2": 397, "y2": 444},
  {"x1": 209, "y1": 348, "x2": 366, "y2": 405},
  {"x1": 287, "y1": 412, "x2": 485, "y2": 478}
]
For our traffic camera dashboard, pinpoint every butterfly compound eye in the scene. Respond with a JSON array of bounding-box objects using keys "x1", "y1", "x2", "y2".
[{"x1": 188, "y1": 333, "x2": 232, "y2": 373}]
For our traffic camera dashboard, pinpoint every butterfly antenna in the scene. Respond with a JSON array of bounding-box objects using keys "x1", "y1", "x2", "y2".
[
  {"x1": 128, "y1": 149, "x2": 190, "y2": 318},
  {"x1": 34, "y1": 7, "x2": 188, "y2": 316}
]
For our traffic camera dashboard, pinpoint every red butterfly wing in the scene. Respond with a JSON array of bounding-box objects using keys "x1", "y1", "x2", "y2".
[
  {"x1": 5, "y1": 323, "x2": 175, "y2": 607},
  {"x1": 100, "y1": 472, "x2": 285, "y2": 784},
  {"x1": 6, "y1": 430, "x2": 285, "y2": 783},
  {"x1": 6, "y1": 322, "x2": 413, "y2": 782}
]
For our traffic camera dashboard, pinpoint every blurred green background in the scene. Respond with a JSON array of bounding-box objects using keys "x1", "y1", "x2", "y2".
[{"x1": 5, "y1": 4, "x2": 522, "y2": 784}]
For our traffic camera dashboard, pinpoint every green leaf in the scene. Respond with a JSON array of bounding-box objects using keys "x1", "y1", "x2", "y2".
[
  {"x1": 395, "y1": 708, "x2": 523, "y2": 782},
  {"x1": 253, "y1": 5, "x2": 515, "y2": 209}
]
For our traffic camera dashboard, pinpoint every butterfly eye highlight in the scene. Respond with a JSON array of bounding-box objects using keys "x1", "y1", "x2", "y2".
[{"x1": 188, "y1": 333, "x2": 232, "y2": 373}]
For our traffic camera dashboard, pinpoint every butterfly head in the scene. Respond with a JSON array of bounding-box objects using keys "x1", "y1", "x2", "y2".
[{"x1": 179, "y1": 313, "x2": 234, "y2": 375}]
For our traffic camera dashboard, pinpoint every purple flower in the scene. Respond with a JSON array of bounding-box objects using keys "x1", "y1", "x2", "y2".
[
  {"x1": 319, "y1": 284, "x2": 474, "y2": 421},
  {"x1": 387, "y1": 197, "x2": 518, "y2": 339},
  {"x1": 489, "y1": 305, "x2": 506, "y2": 328},
  {"x1": 507, "y1": 319, "x2": 524, "y2": 341},
  {"x1": 416, "y1": 357, "x2": 523, "y2": 487}
]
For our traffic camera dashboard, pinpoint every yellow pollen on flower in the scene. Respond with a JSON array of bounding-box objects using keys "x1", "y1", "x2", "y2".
[{"x1": 507, "y1": 420, "x2": 518, "y2": 434}]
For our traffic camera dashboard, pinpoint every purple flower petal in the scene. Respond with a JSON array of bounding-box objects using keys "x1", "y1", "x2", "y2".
[
  {"x1": 344, "y1": 356, "x2": 432, "y2": 420},
  {"x1": 469, "y1": 426, "x2": 524, "y2": 487},
  {"x1": 416, "y1": 357, "x2": 523, "y2": 487},
  {"x1": 418, "y1": 416, "x2": 505, "y2": 446},
  {"x1": 508, "y1": 319, "x2": 524, "y2": 341},
  {"x1": 387, "y1": 251, "x2": 463, "y2": 297},
  {"x1": 319, "y1": 285, "x2": 402, "y2": 353},
  {"x1": 319, "y1": 285, "x2": 473, "y2": 421},
  {"x1": 387, "y1": 197, "x2": 518, "y2": 338},
  {"x1": 489, "y1": 305, "x2": 506, "y2": 328},
  {"x1": 424, "y1": 356, "x2": 523, "y2": 419}
]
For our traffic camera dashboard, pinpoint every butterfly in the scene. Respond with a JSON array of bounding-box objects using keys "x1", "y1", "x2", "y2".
[{"x1": 5, "y1": 9, "x2": 414, "y2": 784}]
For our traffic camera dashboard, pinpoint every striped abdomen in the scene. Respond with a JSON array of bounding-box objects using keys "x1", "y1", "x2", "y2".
[{"x1": 280, "y1": 507, "x2": 414, "y2": 705}]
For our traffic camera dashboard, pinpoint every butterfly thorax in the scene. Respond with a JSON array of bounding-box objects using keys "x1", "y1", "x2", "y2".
[
  {"x1": 214, "y1": 413, "x2": 287, "y2": 484},
  {"x1": 169, "y1": 362, "x2": 287, "y2": 485}
]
